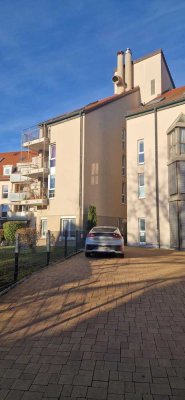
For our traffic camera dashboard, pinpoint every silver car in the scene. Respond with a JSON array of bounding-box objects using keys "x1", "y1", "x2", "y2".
[{"x1": 85, "y1": 226, "x2": 124, "y2": 257}]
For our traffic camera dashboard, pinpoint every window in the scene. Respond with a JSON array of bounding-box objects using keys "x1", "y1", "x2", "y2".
[
  {"x1": 1, "y1": 204, "x2": 8, "y2": 218},
  {"x1": 122, "y1": 182, "x2": 126, "y2": 204},
  {"x1": 138, "y1": 173, "x2": 145, "y2": 198},
  {"x1": 91, "y1": 163, "x2": 99, "y2": 185},
  {"x1": 60, "y1": 218, "x2": 76, "y2": 238},
  {"x1": 122, "y1": 128, "x2": 126, "y2": 150},
  {"x1": 180, "y1": 128, "x2": 185, "y2": 154},
  {"x1": 168, "y1": 130, "x2": 177, "y2": 159},
  {"x1": 138, "y1": 140, "x2": 144, "y2": 164},
  {"x1": 49, "y1": 175, "x2": 55, "y2": 198},
  {"x1": 50, "y1": 144, "x2": 56, "y2": 167},
  {"x1": 151, "y1": 79, "x2": 155, "y2": 95},
  {"x1": 2, "y1": 185, "x2": 8, "y2": 199},
  {"x1": 122, "y1": 155, "x2": 126, "y2": 176},
  {"x1": 41, "y1": 219, "x2": 47, "y2": 238},
  {"x1": 139, "y1": 218, "x2": 146, "y2": 243},
  {"x1": 3, "y1": 165, "x2": 12, "y2": 176}
]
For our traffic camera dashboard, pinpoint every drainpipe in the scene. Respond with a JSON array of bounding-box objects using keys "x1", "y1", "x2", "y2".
[
  {"x1": 79, "y1": 111, "x2": 85, "y2": 233},
  {"x1": 154, "y1": 107, "x2": 160, "y2": 247}
]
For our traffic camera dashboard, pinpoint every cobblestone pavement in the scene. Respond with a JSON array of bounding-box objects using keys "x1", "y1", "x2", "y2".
[{"x1": 0, "y1": 247, "x2": 185, "y2": 400}]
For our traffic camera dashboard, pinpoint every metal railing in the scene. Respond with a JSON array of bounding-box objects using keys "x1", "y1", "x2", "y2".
[{"x1": 0, "y1": 230, "x2": 85, "y2": 292}]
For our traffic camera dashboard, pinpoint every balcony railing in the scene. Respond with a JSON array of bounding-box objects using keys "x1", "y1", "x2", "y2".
[
  {"x1": 7, "y1": 211, "x2": 32, "y2": 221},
  {"x1": 9, "y1": 189, "x2": 48, "y2": 205},
  {"x1": 10, "y1": 173, "x2": 32, "y2": 183},
  {"x1": 9, "y1": 192, "x2": 28, "y2": 202},
  {"x1": 22, "y1": 126, "x2": 49, "y2": 149}
]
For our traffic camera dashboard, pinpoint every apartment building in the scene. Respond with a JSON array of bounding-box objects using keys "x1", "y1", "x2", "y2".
[
  {"x1": 7, "y1": 48, "x2": 174, "y2": 240},
  {"x1": 126, "y1": 86, "x2": 185, "y2": 249},
  {"x1": 0, "y1": 151, "x2": 34, "y2": 228}
]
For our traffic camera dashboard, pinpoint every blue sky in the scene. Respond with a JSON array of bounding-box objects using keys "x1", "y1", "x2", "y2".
[{"x1": 1, "y1": 0, "x2": 185, "y2": 151}]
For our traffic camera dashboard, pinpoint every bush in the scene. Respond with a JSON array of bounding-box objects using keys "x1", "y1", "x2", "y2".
[
  {"x1": 3, "y1": 222, "x2": 25, "y2": 245},
  {"x1": 0, "y1": 229, "x2": 4, "y2": 242},
  {"x1": 16, "y1": 228, "x2": 38, "y2": 249},
  {"x1": 86, "y1": 205, "x2": 97, "y2": 232}
]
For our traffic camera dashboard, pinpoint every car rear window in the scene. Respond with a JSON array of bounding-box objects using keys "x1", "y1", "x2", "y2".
[{"x1": 92, "y1": 227, "x2": 117, "y2": 233}]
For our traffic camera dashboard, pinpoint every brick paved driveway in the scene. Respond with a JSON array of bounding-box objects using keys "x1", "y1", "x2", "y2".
[{"x1": 0, "y1": 247, "x2": 185, "y2": 400}]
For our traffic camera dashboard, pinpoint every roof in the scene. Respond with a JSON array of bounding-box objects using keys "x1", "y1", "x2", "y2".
[
  {"x1": 42, "y1": 87, "x2": 139, "y2": 125},
  {"x1": 126, "y1": 86, "x2": 185, "y2": 118},
  {"x1": 0, "y1": 151, "x2": 35, "y2": 181}
]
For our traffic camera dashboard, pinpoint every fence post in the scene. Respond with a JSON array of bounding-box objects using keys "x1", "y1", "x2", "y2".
[
  {"x1": 46, "y1": 230, "x2": 51, "y2": 266},
  {"x1": 64, "y1": 230, "x2": 68, "y2": 258},
  {"x1": 14, "y1": 233, "x2": 19, "y2": 282},
  {"x1": 76, "y1": 230, "x2": 78, "y2": 253}
]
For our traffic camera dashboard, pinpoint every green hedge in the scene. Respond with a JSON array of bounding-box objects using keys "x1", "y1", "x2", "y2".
[{"x1": 3, "y1": 222, "x2": 25, "y2": 245}]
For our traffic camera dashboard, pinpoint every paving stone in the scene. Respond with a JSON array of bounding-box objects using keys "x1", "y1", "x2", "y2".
[
  {"x1": 5, "y1": 390, "x2": 24, "y2": 400},
  {"x1": 12, "y1": 379, "x2": 32, "y2": 391},
  {"x1": 87, "y1": 386, "x2": 107, "y2": 399},
  {"x1": 44, "y1": 383, "x2": 63, "y2": 397},
  {"x1": 108, "y1": 380, "x2": 125, "y2": 395},
  {"x1": 151, "y1": 383, "x2": 172, "y2": 395},
  {"x1": 71, "y1": 385, "x2": 87, "y2": 397},
  {"x1": 21, "y1": 392, "x2": 43, "y2": 400}
]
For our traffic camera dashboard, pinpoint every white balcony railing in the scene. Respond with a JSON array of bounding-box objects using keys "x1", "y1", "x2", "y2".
[
  {"x1": 7, "y1": 211, "x2": 32, "y2": 221},
  {"x1": 10, "y1": 173, "x2": 31, "y2": 183},
  {"x1": 9, "y1": 192, "x2": 28, "y2": 202}
]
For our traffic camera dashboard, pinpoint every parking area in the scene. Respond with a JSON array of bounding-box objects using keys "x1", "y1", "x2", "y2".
[{"x1": 0, "y1": 246, "x2": 185, "y2": 399}]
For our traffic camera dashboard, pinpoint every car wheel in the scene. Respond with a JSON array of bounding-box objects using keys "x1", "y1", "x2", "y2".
[{"x1": 85, "y1": 252, "x2": 90, "y2": 257}]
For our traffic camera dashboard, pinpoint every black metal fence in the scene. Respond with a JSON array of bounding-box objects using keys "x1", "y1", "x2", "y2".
[{"x1": 0, "y1": 230, "x2": 85, "y2": 292}]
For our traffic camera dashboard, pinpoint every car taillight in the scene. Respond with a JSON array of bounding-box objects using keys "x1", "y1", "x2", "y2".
[
  {"x1": 113, "y1": 233, "x2": 122, "y2": 239},
  {"x1": 87, "y1": 233, "x2": 95, "y2": 237}
]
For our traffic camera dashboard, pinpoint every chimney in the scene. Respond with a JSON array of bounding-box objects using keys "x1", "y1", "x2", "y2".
[
  {"x1": 112, "y1": 51, "x2": 125, "y2": 94},
  {"x1": 125, "y1": 48, "x2": 133, "y2": 91}
]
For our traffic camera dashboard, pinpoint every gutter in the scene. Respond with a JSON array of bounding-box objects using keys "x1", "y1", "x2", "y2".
[{"x1": 154, "y1": 108, "x2": 160, "y2": 248}]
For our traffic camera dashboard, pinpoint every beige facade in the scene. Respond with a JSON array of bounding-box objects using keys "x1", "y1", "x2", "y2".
[
  {"x1": 6, "y1": 48, "x2": 176, "y2": 242},
  {"x1": 127, "y1": 97, "x2": 185, "y2": 249}
]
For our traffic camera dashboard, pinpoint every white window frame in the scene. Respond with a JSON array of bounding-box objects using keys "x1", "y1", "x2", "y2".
[
  {"x1": 179, "y1": 128, "x2": 185, "y2": 155},
  {"x1": 49, "y1": 174, "x2": 55, "y2": 198},
  {"x1": 138, "y1": 173, "x2": 145, "y2": 198},
  {"x1": 139, "y1": 218, "x2": 146, "y2": 244},
  {"x1": 2, "y1": 185, "x2": 8, "y2": 199},
  {"x1": 3, "y1": 165, "x2": 12, "y2": 176},
  {"x1": 41, "y1": 218, "x2": 47, "y2": 238},
  {"x1": 138, "y1": 139, "x2": 144, "y2": 164},
  {"x1": 49, "y1": 143, "x2": 56, "y2": 168},
  {"x1": 60, "y1": 217, "x2": 76, "y2": 239}
]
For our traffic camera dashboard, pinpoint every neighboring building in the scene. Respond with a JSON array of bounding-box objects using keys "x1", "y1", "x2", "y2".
[
  {"x1": 8, "y1": 48, "x2": 175, "y2": 240},
  {"x1": 0, "y1": 151, "x2": 34, "y2": 228},
  {"x1": 126, "y1": 86, "x2": 185, "y2": 249}
]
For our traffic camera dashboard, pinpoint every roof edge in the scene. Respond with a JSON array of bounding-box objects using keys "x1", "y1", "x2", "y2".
[{"x1": 126, "y1": 97, "x2": 185, "y2": 119}]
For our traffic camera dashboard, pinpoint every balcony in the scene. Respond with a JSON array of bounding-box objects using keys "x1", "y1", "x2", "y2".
[
  {"x1": 22, "y1": 126, "x2": 49, "y2": 151},
  {"x1": 10, "y1": 173, "x2": 32, "y2": 183},
  {"x1": 9, "y1": 190, "x2": 48, "y2": 206},
  {"x1": 9, "y1": 192, "x2": 28, "y2": 202},
  {"x1": 21, "y1": 156, "x2": 49, "y2": 178},
  {"x1": 7, "y1": 211, "x2": 32, "y2": 221}
]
